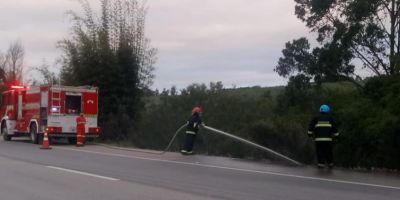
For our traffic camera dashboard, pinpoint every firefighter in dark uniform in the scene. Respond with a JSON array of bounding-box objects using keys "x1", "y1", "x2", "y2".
[
  {"x1": 181, "y1": 106, "x2": 203, "y2": 155},
  {"x1": 308, "y1": 104, "x2": 339, "y2": 168}
]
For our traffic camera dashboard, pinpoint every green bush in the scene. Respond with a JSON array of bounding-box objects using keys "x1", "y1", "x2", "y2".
[{"x1": 132, "y1": 77, "x2": 400, "y2": 170}]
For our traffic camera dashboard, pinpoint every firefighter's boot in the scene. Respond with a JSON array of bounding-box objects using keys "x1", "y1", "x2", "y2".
[
  {"x1": 180, "y1": 149, "x2": 194, "y2": 155},
  {"x1": 76, "y1": 133, "x2": 84, "y2": 147}
]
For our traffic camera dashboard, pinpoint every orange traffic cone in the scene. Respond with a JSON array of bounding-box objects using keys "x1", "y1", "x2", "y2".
[{"x1": 40, "y1": 131, "x2": 52, "y2": 149}]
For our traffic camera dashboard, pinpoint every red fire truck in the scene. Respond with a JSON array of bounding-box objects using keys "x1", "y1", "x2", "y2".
[{"x1": 0, "y1": 85, "x2": 100, "y2": 144}]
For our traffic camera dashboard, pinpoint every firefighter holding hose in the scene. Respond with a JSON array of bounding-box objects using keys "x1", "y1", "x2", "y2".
[{"x1": 181, "y1": 106, "x2": 204, "y2": 155}]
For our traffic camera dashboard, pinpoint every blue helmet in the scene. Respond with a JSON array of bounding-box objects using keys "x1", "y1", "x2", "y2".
[{"x1": 319, "y1": 104, "x2": 330, "y2": 113}]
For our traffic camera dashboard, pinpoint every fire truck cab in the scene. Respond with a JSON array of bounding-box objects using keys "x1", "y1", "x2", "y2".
[{"x1": 0, "y1": 85, "x2": 100, "y2": 144}]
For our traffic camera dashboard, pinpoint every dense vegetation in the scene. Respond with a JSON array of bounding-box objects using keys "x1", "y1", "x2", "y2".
[
  {"x1": 252, "y1": 0, "x2": 400, "y2": 169},
  {"x1": 132, "y1": 77, "x2": 400, "y2": 170}
]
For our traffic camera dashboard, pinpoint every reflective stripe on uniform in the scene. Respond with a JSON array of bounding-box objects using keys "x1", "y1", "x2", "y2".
[
  {"x1": 308, "y1": 131, "x2": 313, "y2": 135},
  {"x1": 314, "y1": 137, "x2": 333, "y2": 142},
  {"x1": 186, "y1": 131, "x2": 196, "y2": 135},
  {"x1": 315, "y1": 121, "x2": 332, "y2": 128}
]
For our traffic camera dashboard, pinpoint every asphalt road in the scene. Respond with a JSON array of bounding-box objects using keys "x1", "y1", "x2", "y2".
[{"x1": 0, "y1": 138, "x2": 399, "y2": 200}]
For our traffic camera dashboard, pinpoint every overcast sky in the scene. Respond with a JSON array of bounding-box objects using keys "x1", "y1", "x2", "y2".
[{"x1": 0, "y1": 0, "x2": 309, "y2": 90}]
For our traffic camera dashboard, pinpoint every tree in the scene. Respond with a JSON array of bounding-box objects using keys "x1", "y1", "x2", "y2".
[
  {"x1": 210, "y1": 81, "x2": 224, "y2": 93},
  {"x1": 275, "y1": 37, "x2": 357, "y2": 86},
  {"x1": 0, "y1": 41, "x2": 25, "y2": 85},
  {"x1": 32, "y1": 62, "x2": 59, "y2": 85},
  {"x1": 275, "y1": 38, "x2": 314, "y2": 80},
  {"x1": 59, "y1": 0, "x2": 156, "y2": 139},
  {"x1": 0, "y1": 52, "x2": 7, "y2": 83},
  {"x1": 275, "y1": 0, "x2": 400, "y2": 86},
  {"x1": 294, "y1": 0, "x2": 400, "y2": 76},
  {"x1": 7, "y1": 41, "x2": 24, "y2": 83}
]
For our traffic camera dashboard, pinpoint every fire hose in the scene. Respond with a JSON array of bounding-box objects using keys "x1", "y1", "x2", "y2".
[
  {"x1": 97, "y1": 124, "x2": 187, "y2": 155},
  {"x1": 202, "y1": 125, "x2": 301, "y2": 166},
  {"x1": 98, "y1": 124, "x2": 302, "y2": 166}
]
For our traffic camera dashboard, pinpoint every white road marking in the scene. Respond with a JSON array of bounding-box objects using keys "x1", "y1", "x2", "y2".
[
  {"x1": 47, "y1": 165, "x2": 119, "y2": 181},
  {"x1": 54, "y1": 147, "x2": 400, "y2": 190}
]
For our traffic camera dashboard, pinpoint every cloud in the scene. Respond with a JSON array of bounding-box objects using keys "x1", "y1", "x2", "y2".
[
  {"x1": 0, "y1": 0, "x2": 88, "y2": 74},
  {"x1": 146, "y1": 0, "x2": 308, "y2": 89},
  {"x1": 0, "y1": 0, "x2": 308, "y2": 89}
]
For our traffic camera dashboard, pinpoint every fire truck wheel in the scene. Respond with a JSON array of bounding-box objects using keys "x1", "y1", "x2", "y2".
[
  {"x1": 29, "y1": 124, "x2": 39, "y2": 144},
  {"x1": 2, "y1": 126, "x2": 11, "y2": 141}
]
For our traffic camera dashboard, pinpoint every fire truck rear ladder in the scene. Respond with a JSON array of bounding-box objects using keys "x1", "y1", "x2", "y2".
[{"x1": 51, "y1": 90, "x2": 61, "y2": 114}]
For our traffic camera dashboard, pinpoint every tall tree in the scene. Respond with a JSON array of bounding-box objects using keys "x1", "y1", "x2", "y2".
[
  {"x1": 0, "y1": 51, "x2": 7, "y2": 84},
  {"x1": 275, "y1": 37, "x2": 357, "y2": 85},
  {"x1": 8, "y1": 41, "x2": 25, "y2": 83},
  {"x1": 295, "y1": 0, "x2": 400, "y2": 76},
  {"x1": 0, "y1": 41, "x2": 25, "y2": 85},
  {"x1": 59, "y1": 0, "x2": 156, "y2": 118},
  {"x1": 59, "y1": 0, "x2": 156, "y2": 139}
]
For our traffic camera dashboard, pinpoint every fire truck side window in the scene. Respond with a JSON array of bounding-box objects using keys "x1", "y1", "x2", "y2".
[{"x1": 65, "y1": 95, "x2": 81, "y2": 115}]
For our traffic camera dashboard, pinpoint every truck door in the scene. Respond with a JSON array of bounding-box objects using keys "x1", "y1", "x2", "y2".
[{"x1": 82, "y1": 92, "x2": 97, "y2": 115}]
